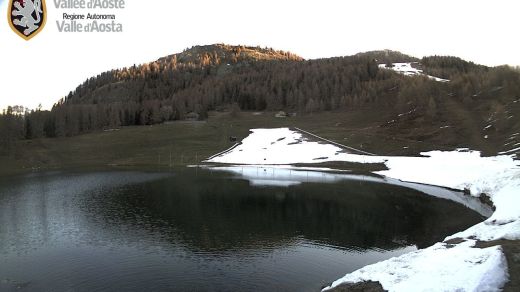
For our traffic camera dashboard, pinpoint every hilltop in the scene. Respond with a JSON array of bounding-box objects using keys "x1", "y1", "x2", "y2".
[{"x1": 158, "y1": 44, "x2": 304, "y2": 65}]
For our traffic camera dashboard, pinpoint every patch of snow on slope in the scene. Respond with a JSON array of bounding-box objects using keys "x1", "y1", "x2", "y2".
[
  {"x1": 206, "y1": 128, "x2": 383, "y2": 165},
  {"x1": 206, "y1": 127, "x2": 520, "y2": 292},
  {"x1": 379, "y1": 62, "x2": 449, "y2": 82},
  {"x1": 499, "y1": 146, "x2": 520, "y2": 155}
]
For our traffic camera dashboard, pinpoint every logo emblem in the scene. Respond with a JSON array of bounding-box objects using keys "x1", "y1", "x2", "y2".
[{"x1": 8, "y1": 0, "x2": 46, "y2": 40}]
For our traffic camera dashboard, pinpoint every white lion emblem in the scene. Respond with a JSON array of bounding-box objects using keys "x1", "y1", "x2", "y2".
[{"x1": 12, "y1": 0, "x2": 43, "y2": 36}]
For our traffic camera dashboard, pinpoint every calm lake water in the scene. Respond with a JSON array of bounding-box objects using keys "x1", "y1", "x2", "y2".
[{"x1": 0, "y1": 168, "x2": 486, "y2": 291}]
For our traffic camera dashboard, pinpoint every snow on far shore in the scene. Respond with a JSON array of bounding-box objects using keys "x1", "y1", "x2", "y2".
[
  {"x1": 206, "y1": 127, "x2": 520, "y2": 292},
  {"x1": 207, "y1": 128, "x2": 382, "y2": 165},
  {"x1": 379, "y1": 62, "x2": 450, "y2": 82}
]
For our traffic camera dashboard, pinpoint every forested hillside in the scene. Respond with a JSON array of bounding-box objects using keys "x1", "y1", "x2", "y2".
[{"x1": 1, "y1": 44, "x2": 520, "y2": 157}]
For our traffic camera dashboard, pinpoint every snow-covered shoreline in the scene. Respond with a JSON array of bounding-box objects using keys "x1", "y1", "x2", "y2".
[{"x1": 206, "y1": 127, "x2": 520, "y2": 291}]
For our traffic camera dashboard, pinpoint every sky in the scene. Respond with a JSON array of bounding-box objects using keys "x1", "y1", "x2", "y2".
[{"x1": 1, "y1": 0, "x2": 519, "y2": 111}]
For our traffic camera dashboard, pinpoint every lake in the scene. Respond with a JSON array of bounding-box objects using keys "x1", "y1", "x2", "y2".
[{"x1": 0, "y1": 167, "x2": 488, "y2": 291}]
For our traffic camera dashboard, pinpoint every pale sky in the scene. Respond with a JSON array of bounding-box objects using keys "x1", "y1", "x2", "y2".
[{"x1": 1, "y1": 0, "x2": 519, "y2": 111}]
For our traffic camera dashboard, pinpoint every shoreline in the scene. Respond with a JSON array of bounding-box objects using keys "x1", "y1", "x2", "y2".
[{"x1": 206, "y1": 127, "x2": 520, "y2": 291}]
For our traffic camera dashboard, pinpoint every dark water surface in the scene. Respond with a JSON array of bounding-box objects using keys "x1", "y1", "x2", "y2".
[{"x1": 0, "y1": 168, "x2": 485, "y2": 291}]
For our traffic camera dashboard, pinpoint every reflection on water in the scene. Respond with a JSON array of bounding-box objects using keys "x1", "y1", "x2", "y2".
[
  {"x1": 205, "y1": 165, "x2": 494, "y2": 217},
  {"x1": 0, "y1": 169, "x2": 485, "y2": 291}
]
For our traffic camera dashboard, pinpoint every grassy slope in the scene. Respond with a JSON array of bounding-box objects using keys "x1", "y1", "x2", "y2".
[{"x1": 1, "y1": 107, "x2": 481, "y2": 176}]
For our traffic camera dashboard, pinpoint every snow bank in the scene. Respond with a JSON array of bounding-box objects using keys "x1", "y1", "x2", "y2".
[
  {"x1": 206, "y1": 128, "x2": 520, "y2": 292},
  {"x1": 325, "y1": 241, "x2": 508, "y2": 292},
  {"x1": 379, "y1": 62, "x2": 450, "y2": 82},
  {"x1": 206, "y1": 128, "x2": 384, "y2": 165}
]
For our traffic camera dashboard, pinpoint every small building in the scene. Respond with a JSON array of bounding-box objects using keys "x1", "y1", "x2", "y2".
[{"x1": 275, "y1": 111, "x2": 287, "y2": 118}]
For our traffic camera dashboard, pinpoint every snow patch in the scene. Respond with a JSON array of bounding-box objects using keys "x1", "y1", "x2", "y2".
[
  {"x1": 379, "y1": 62, "x2": 449, "y2": 82},
  {"x1": 499, "y1": 146, "x2": 520, "y2": 155},
  {"x1": 206, "y1": 128, "x2": 381, "y2": 165},
  {"x1": 398, "y1": 108, "x2": 417, "y2": 117}
]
